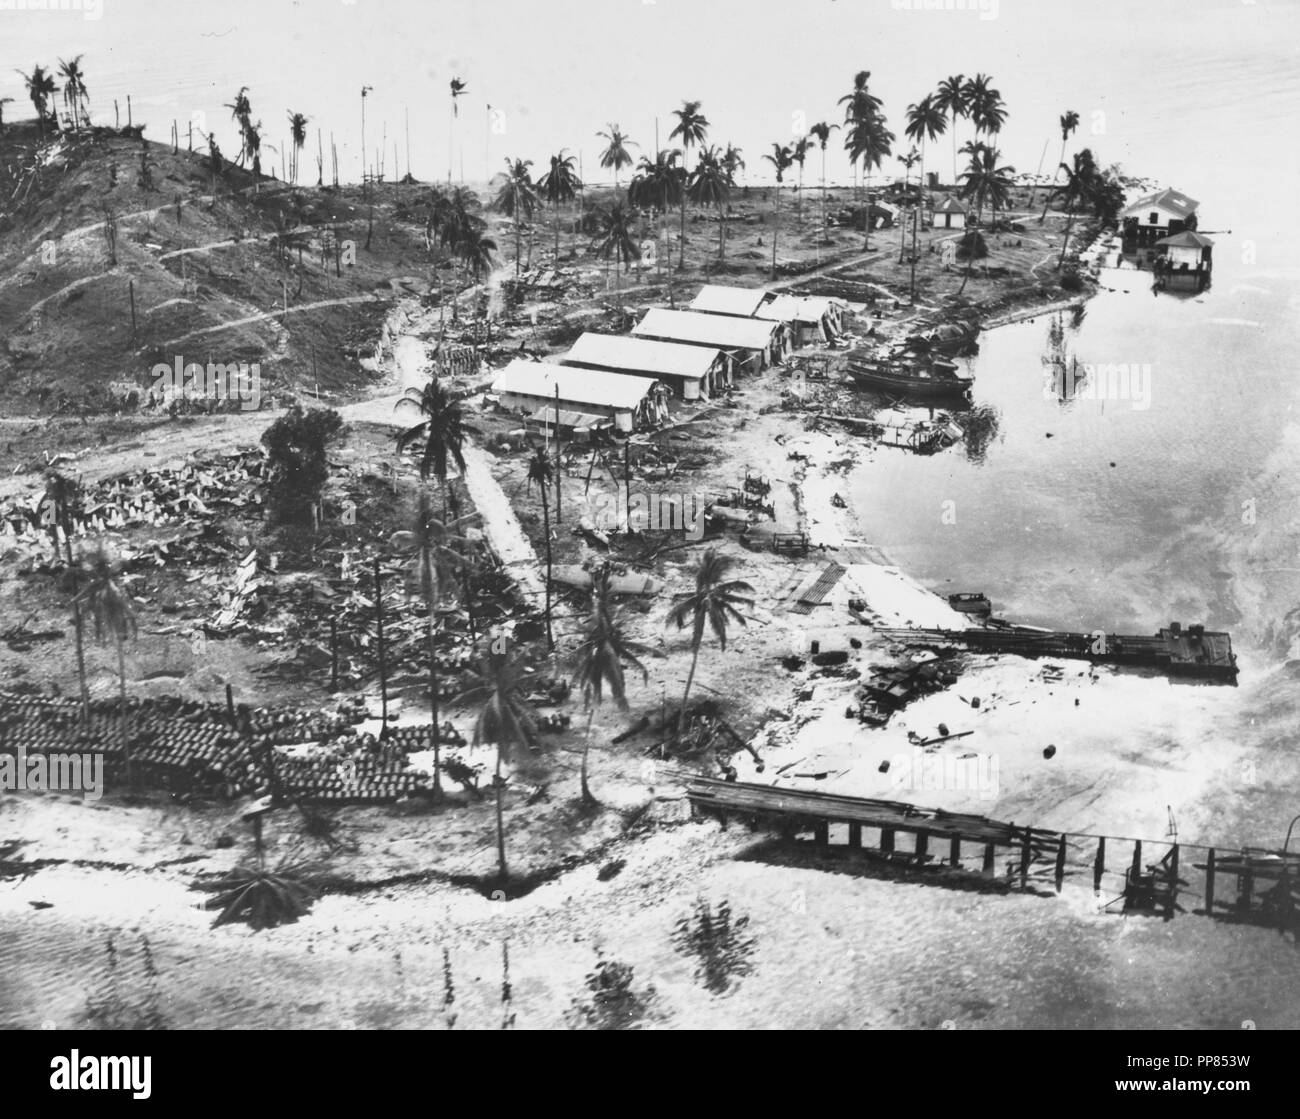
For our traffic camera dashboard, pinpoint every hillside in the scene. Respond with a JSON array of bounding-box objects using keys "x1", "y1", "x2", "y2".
[{"x1": 0, "y1": 121, "x2": 437, "y2": 417}]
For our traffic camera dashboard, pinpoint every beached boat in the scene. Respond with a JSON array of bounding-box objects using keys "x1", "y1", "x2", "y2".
[{"x1": 845, "y1": 352, "x2": 974, "y2": 401}]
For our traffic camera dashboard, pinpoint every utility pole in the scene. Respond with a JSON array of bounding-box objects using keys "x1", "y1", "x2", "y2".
[{"x1": 360, "y1": 85, "x2": 373, "y2": 185}]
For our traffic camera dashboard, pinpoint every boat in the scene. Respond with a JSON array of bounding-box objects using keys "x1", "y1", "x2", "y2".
[
  {"x1": 902, "y1": 321, "x2": 981, "y2": 357},
  {"x1": 845, "y1": 352, "x2": 975, "y2": 401},
  {"x1": 948, "y1": 592, "x2": 993, "y2": 617}
]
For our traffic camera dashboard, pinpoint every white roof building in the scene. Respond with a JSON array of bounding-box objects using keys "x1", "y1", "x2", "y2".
[
  {"x1": 632, "y1": 308, "x2": 783, "y2": 366},
  {"x1": 690, "y1": 284, "x2": 770, "y2": 317},
  {"x1": 491, "y1": 359, "x2": 664, "y2": 432},
  {"x1": 559, "y1": 333, "x2": 727, "y2": 400}
]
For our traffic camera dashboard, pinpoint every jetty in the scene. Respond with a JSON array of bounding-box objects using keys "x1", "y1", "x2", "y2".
[
  {"x1": 683, "y1": 776, "x2": 1300, "y2": 931},
  {"x1": 876, "y1": 621, "x2": 1238, "y2": 683}
]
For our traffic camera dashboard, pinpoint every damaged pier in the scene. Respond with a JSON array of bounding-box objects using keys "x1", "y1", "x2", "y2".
[{"x1": 877, "y1": 621, "x2": 1238, "y2": 683}]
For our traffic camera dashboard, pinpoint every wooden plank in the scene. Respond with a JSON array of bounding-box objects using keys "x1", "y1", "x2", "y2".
[{"x1": 1205, "y1": 847, "x2": 1216, "y2": 913}]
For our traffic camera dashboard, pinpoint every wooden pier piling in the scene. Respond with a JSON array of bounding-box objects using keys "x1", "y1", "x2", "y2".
[
  {"x1": 848, "y1": 823, "x2": 862, "y2": 849},
  {"x1": 1094, "y1": 837, "x2": 1106, "y2": 894},
  {"x1": 982, "y1": 843, "x2": 995, "y2": 878},
  {"x1": 1204, "y1": 848, "x2": 1216, "y2": 913},
  {"x1": 1055, "y1": 834, "x2": 1067, "y2": 893}
]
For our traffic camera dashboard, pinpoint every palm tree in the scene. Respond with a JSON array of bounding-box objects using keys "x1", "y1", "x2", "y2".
[
  {"x1": 932, "y1": 75, "x2": 969, "y2": 185},
  {"x1": 225, "y1": 86, "x2": 252, "y2": 166},
  {"x1": 839, "y1": 70, "x2": 883, "y2": 200},
  {"x1": 665, "y1": 550, "x2": 753, "y2": 735},
  {"x1": 74, "y1": 545, "x2": 138, "y2": 788},
  {"x1": 492, "y1": 158, "x2": 538, "y2": 278},
  {"x1": 720, "y1": 143, "x2": 745, "y2": 186},
  {"x1": 448, "y1": 78, "x2": 467, "y2": 182},
  {"x1": 589, "y1": 201, "x2": 639, "y2": 303},
  {"x1": 526, "y1": 447, "x2": 555, "y2": 650},
  {"x1": 1047, "y1": 150, "x2": 1095, "y2": 270},
  {"x1": 806, "y1": 121, "x2": 838, "y2": 243},
  {"x1": 687, "y1": 145, "x2": 731, "y2": 264},
  {"x1": 287, "y1": 111, "x2": 309, "y2": 184},
  {"x1": 904, "y1": 95, "x2": 947, "y2": 190},
  {"x1": 394, "y1": 377, "x2": 472, "y2": 503},
  {"x1": 596, "y1": 124, "x2": 637, "y2": 189},
  {"x1": 388, "y1": 492, "x2": 467, "y2": 797},
  {"x1": 18, "y1": 65, "x2": 58, "y2": 140},
  {"x1": 57, "y1": 56, "x2": 88, "y2": 131},
  {"x1": 45, "y1": 470, "x2": 89, "y2": 721},
  {"x1": 896, "y1": 147, "x2": 920, "y2": 263},
  {"x1": 537, "y1": 149, "x2": 581, "y2": 263},
  {"x1": 763, "y1": 142, "x2": 794, "y2": 280},
  {"x1": 454, "y1": 221, "x2": 498, "y2": 323},
  {"x1": 960, "y1": 145, "x2": 1015, "y2": 229},
  {"x1": 845, "y1": 114, "x2": 894, "y2": 250},
  {"x1": 791, "y1": 136, "x2": 811, "y2": 221},
  {"x1": 965, "y1": 74, "x2": 1006, "y2": 143},
  {"x1": 1038, "y1": 109, "x2": 1080, "y2": 217},
  {"x1": 457, "y1": 646, "x2": 539, "y2": 882},
  {"x1": 668, "y1": 100, "x2": 709, "y2": 268},
  {"x1": 628, "y1": 149, "x2": 684, "y2": 283},
  {"x1": 572, "y1": 572, "x2": 650, "y2": 803}
]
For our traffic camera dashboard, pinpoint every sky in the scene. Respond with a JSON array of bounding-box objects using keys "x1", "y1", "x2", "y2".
[{"x1": 1, "y1": 0, "x2": 1297, "y2": 190}]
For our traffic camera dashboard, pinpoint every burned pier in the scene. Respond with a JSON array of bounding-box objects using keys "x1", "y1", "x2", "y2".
[{"x1": 877, "y1": 620, "x2": 1237, "y2": 683}]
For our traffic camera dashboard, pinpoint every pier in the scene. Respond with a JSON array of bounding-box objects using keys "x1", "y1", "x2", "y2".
[
  {"x1": 684, "y1": 776, "x2": 1300, "y2": 932},
  {"x1": 876, "y1": 621, "x2": 1238, "y2": 683}
]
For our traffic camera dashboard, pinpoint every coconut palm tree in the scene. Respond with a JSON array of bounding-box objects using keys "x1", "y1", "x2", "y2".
[
  {"x1": 896, "y1": 147, "x2": 921, "y2": 263},
  {"x1": 572, "y1": 572, "x2": 650, "y2": 803},
  {"x1": 687, "y1": 145, "x2": 730, "y2": 264},
  {"x1": 596, "y1": 124, "x2": 637, "y2": 189},
  {"x1": 845, "y1": 114, "x2": 894, "y2": 250},
  {"x1": 763, "y1": 142, "x2": 794, "y2": 280},
  {"x1": 628, "y1": 149, "x2": 684, "y2": 283},
  {"x1": 806, "y1": 121, "x2": 838, "y2": 242},
  {"x1": 720, "y1": 143, "x2": 745, "y2": 186},
  {"x1": 526, "y1": 447, "x2": 555, "y2": 650},
  {"x1": 960, "y1": 145, "x2": 1015, "y2": 229},
  {"x1": 537, "y1": 149, "x2": 581, "y2": 263},
  {"x1": 904, "y1": 95, "x2": 947, "y2": 189},
  {"x1": 965, "y1": 74, "x2": 1006, "y2": 142},
  {"x1": 839, "y1": 70, "x2": 883, "y2": 200},
  {"x1": 74, "y1": 545, "x2": 138, "y2": 788},
  {"x1": 394, "y1": 377, "x2": 473, "y2": 502},
  {"x1": 791, "y1": 136, "x2": 811, "y2": 221},
  {"x1": 668, "y1": 100, "x2": 709, "y2": 268},
  {"x1": 589, "y1": 201, "x2": 639, "y2": 303},
  {"x1": 287, "y1": 111, "x2": 309, "y2": 184},
  {"x1": 665, "y1": 549, "x2": 753, "y2": 735},
  {"x1": 457, "y1": 646, "x2": 539, "y2": 882},
  {"x1": 1048, "y1": 149, "x2": 1095, "y2": 270},
  {"x1": 454, "y1": 221, "x2": 498, "y2": 323},
  {"x1": 1038, "y1": 109, "x2": 1080, "y2": 217},
  {"x1": 932, "y1": 74, "x2": 969, "y2": 185},
  {"x1": 57, "y1": 56, "x2": 88, "y2": 131},
  {"x1": 18, "y1": 65, "x2": 58, "y2": 140},
  {"x1": 448, "y1": 78, "x2": 467, "y2": 182},
  {"x1": 388, "y1": 492, "x2": 468, "y2": 797},
  {"x1": 492, "y1": 158, "x2": 538, "y2": 278},
  {"x1": 45, "y1": 470, "x2": 89, "y2": 721},
  {"x1": 225, "y1": 86, "x2": 252, "y2": 165}
]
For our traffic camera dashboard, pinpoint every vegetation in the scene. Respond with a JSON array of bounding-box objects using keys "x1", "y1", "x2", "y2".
[
  {"x1": 665, "y1": 549, "x2": 753, "y2": 734},
  {"x1": 572, "y1": 572, "x2": 650, "y2": 803},
  {"x1": 73, "y1": 544, "x2": 137, "y2": 788},
  {"x1": 457, "y1": 645, "x2": 540, "y2": 882},
  {"x1": 260, "y1": 405, "x2": 344, "y2": 527},
  {"x1": 565, "y1": 952, "x2": 660, "y2": 1030},
  {"x1": 668, "y1": 100, "x2": 709, "y2": 268}
]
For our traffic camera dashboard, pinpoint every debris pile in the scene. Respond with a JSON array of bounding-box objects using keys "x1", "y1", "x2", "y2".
[{"x1": 851, "y1": 656, "x2": 963, "y2": 726}]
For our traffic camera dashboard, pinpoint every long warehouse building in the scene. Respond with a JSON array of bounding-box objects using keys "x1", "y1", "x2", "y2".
[{"x1": 559, "y1": 332, "x2": 730, "y2": 400}]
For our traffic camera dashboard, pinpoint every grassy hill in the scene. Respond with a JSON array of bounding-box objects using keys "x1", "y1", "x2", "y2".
[{"x1": 0, "y1": 121, "x2": 443, "y2": 415}]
